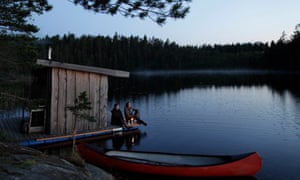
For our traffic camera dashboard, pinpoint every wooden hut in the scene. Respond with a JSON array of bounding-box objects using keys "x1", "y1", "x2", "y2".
[{"x1": 36, "y1": 59, "x2": 129, "y2": 135}]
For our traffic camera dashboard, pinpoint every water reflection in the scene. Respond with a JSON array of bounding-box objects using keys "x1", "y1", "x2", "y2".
[
  {"x1": 109, "y1": 70, "x2": 300, "y2": 100},
  {"x1": 111, "y1": 131, "x2": 146, "y2": 150}
]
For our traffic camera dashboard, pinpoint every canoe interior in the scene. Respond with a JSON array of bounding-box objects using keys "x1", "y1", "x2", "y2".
[{"x1": 105, "y1": 150, "x2": 251, "y2": 166}]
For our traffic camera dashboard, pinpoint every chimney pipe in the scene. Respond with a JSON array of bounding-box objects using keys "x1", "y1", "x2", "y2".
[{"x1": 48, "y1": 46, "x2": 52, "y2": 60}]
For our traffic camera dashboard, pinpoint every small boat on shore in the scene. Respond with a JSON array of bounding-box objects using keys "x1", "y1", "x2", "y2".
[{"x1": 77, "y1": 143, "x2": 262, "y2": 177}]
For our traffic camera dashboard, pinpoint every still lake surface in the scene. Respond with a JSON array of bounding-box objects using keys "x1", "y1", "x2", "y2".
[
  {"x1": 99, "y1": 70, "x2": 300, "y2": 179},
  {"x1": 2, "y1": 70, "x2": 299, "y2": 179}
]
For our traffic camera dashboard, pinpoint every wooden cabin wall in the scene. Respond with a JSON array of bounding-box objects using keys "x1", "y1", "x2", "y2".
[{"x1": 50, "y1": 67, "x2": 108, "y2": 135}]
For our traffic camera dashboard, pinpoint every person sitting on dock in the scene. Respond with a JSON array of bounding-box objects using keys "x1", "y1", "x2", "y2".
[
  {"x1": 124, "y1": 102, "x2": 147, "y2": 126},
  {"x1": 111, "y1": 103, "x2": 128, "y2": 127}
]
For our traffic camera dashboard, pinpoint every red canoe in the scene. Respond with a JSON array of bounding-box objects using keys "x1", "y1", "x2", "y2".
[{"x1": 77, "y1": 143, "x2": 262, "y2": 177}]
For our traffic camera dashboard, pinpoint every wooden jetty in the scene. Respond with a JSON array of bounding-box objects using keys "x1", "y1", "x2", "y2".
[
  {"x1": 0, "y1": 117, "x2": 50, "y2": 143},
  {"x1": 20, "y1": 126, "x2": 140, "y2": 149},
  {"x1": 0, "y1": 59, "x2": 133, "y2": 148},
  {"x1": 0, "y1": 116, "x2": 139, "y2": 149}
]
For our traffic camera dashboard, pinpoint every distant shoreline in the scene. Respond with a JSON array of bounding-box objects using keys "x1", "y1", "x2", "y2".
[{"x1": 131, "y1": 69, "x2": 300, "y2": 77}]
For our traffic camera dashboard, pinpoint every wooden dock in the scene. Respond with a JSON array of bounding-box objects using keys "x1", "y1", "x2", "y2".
[
  {"x1": 0, "y1": 59, "x2": 133, "y2": 149},
  {"x1": 0, "y1": 116, "x2": 139, "y2": 149},
  {"x1": 0, "y1": 117, "x2": 49, "y2": 142}
]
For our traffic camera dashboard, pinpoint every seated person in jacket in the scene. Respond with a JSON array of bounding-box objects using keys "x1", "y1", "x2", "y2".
[
  {"x1": 124, "y1": 102, "x2": 140, "y2": 123},
  {"x1": 124, "y1": 102, "x2": 147, "y2": 126},
  {"x1": 111, "y1": 103, "x2": 127, "y2": 127}
]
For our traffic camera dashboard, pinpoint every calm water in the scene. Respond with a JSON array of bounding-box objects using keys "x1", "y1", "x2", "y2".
[
  {"x1": 101, "y1": 71, "x2": 300, "y2": 179},
  {"x1": 2, "y1": 71, "x2": 299, "y2": 179}
]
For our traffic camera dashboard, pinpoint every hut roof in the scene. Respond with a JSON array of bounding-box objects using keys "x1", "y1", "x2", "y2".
[{"x1": 36, "y1": 59, "x2": 130, "y2": 78}]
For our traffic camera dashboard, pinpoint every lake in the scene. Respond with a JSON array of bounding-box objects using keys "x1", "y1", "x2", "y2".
[
  {"x1": 100, "y1": 70, "x2": 300, "y2": 179},
  {"x1": 1, "y1": 70, "x2": 299, "y2": 179}
]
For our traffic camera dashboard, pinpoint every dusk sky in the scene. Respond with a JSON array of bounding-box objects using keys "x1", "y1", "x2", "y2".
[{"x1": 33, "y1": 0, "x2": 300, "y2": 45}]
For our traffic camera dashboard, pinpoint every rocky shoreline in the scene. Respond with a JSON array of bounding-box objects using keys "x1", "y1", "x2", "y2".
[{"x1": 0, "y1": 142, "x2": 114, "y2": 180}]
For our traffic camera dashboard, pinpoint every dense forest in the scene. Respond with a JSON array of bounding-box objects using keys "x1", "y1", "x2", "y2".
[
  {"x1": 35, "y1": 24, "x2": 300, "y2": 72},
  {"x1": 1, "y1": 24, "x2": 300, "y2": 83},
  {"x1": 0, "y1": 35, "x2": 37, "y2": 82},
  {"x1": 38, "y1": 34, "x2": 268, "y2": 71}
]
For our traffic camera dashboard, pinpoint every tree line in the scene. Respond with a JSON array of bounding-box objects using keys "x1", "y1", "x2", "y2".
[
  {"x1": 36, "y1": 29, "x2": 300, "y2": 72},
  {"x1": 263, "y1": 25, "x2": 300, "y2": 71},
  {"x1": 38, "y1": 34, "x2": 269, "y2": 71}
]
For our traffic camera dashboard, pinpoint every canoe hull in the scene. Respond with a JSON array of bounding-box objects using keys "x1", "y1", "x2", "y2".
[{"x1": 78, "y1": 143, "x2": 262, "y2": 177}]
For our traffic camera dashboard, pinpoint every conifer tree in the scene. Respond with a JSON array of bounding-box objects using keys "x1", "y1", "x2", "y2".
[
  {"x1": 66, "y1": 91, "x2": 95, "y2": 155},
  {"x1": 72, "y1": 0, "x2": 191, "y2": 25},
  {"x1": 0, "y1": 0, "x2": 52, "y2": 34}
]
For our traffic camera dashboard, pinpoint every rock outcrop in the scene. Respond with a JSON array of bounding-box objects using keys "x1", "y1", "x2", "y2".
[{"x1": 0, "y1": 142, "x2": 114, "y2": 180}]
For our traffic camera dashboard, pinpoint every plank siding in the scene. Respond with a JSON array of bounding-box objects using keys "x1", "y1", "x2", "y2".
[
  {"x1": 89, "y1": 73, "x2": 100, "y2": 130},
  {"x1": 99, "y1": 76, "x2": 108, "y2": 129},
  {"x1": 50, "y1": 68, "x2": 59, "y2": 134},
  {"x1": 75, "y1": 71, "x2": 89, "y2": 132},
  {"x1": 50, "y1": 69, "x2": 108, "y2": 135},
  {"x1": 66, "y1": 70, "x2": 76, "y2": 134},
  {"x1": 57, "y1": 69, "x2": 67, "y2": 135}
]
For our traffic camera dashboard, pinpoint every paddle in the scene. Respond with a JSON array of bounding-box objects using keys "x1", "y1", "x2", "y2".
[{"x1": 137, "y1": 119, "x2": 147, "y2": 126}]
